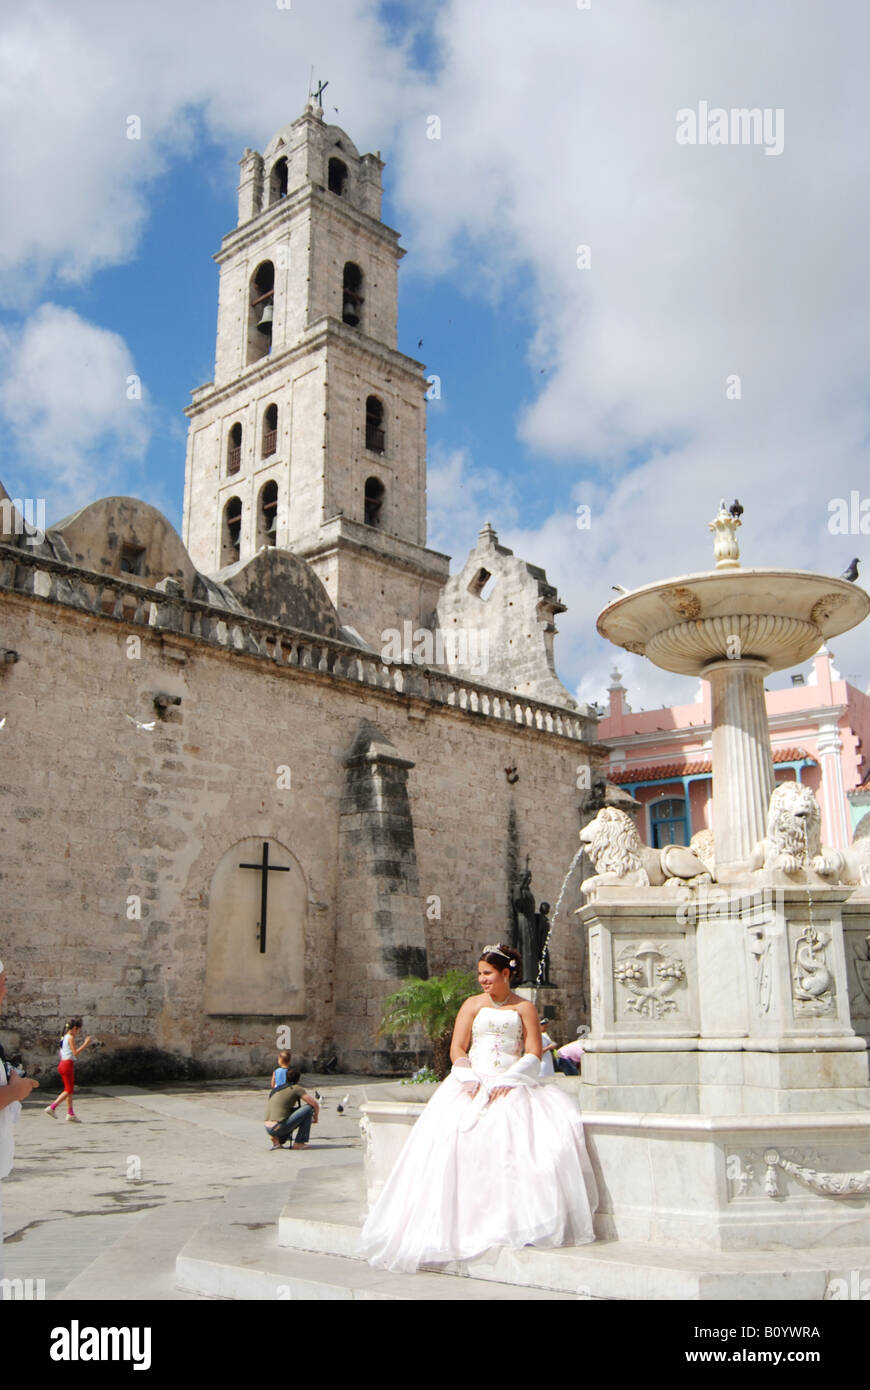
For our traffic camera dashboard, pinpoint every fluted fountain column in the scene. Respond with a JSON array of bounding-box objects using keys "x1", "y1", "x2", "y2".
[{"x1": 705, "y1": 657, "x2": 775, "y2": 877}]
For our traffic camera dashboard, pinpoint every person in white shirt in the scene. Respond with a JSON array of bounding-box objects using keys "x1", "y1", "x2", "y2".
[
  {"x1": 539, "y1": 1020, "x2": 557, "y2": 1077},
  {"x1": 0, "y1": 957, "x2": 39, "y2": 1278},
  {"x1": 45, "y1": 1017, "x2": 92, "y2": 1122}
]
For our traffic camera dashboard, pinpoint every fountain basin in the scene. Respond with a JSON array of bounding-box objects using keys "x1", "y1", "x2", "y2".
[{"x1": 598, "y1": 568, "x2": 870, "y2": 676}]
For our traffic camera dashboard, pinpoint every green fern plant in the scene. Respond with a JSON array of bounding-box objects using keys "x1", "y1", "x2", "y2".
[{"x1": 379, "y1": 970, "x2": 477, "y2": 1080}]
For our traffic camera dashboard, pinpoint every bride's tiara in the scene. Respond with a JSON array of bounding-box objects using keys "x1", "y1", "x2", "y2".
[{"x1": 481, "y1": 945, "x2": 516, "y2": 965}]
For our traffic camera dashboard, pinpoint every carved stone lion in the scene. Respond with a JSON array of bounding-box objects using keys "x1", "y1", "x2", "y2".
[
  {"x1": 748, "y1": 781, "x2": 867, "y2": 881},
  {"x1": 580, "y1": 807, "x2": 712, "y2": 894},
  {"x1": 689, "y1": 829, "x2": 716, "y2": 877}
]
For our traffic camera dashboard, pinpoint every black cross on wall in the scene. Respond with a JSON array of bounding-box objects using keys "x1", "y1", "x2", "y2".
[{"x1": 239, "y1": 843, "x2": 291, "y2": 953}]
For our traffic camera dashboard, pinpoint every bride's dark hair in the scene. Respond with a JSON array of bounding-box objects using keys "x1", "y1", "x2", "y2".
[{"x1": 479, "y1": 943, "x2": 521, "y2": 984}]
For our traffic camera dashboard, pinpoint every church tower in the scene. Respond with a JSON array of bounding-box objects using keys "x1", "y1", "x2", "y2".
[{"x1": 182, "y1": 96, "x2": 449, "y2": 646}]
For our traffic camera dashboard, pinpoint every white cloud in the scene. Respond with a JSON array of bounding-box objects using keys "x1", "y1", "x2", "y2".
[
  {"x1": 0, "y1": 304, "x2": 150, "y2": 516},
  {"x1": 426, "y1": 443, "x2": 518, "y2": 563},
  {"x1": 386, "y1": 0, "x2": 870, "y2": 700},
  {"x1": 0, "y1": 0, "x2": 417, "y2": 299}
]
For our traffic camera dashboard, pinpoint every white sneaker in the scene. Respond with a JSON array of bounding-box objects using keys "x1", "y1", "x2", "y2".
[
  {"x1": 44, "y1": 1105, "x2": 57, "y2": 1117},
  {"x1": 65, "y1": 1113, "x2": 82, "y2": 1123}
]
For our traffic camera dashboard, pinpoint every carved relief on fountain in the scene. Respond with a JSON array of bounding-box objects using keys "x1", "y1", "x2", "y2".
[
  {"x1": 612, "y1": 940, "x2": 687, "y2": 1022},
  {"x1": 790, "y1": 924, "x2": 836, "y2": 1016},
  {"x1": 845, "y1": 928, "x2": 870, "y2": 1029},
  {"x1": 727, "y1": 1142, "x2": 870, "y2": 1201}
]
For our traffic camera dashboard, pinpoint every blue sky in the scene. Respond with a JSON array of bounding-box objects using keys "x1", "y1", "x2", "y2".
[{"x1": 2, "y1": 0, "x2": 870, "y2": 708}]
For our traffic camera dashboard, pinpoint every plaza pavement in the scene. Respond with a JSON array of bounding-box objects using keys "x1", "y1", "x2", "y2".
[
  {"x1": 2, "y1": 1074, "x2": 369, "y2": 1301},
  {"x1": 3, "y1": 1075, "x2": 584, "y2": 1301}
]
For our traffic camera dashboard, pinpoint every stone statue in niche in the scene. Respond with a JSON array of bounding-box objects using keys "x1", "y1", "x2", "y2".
[{"x1": 512, "y1": 865, "x2": 537, "y2": 983}]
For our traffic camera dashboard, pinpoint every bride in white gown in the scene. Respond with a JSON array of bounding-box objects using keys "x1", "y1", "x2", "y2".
[{"x1": 360, "y1": 943, "x2": 598, "y2": 1273}]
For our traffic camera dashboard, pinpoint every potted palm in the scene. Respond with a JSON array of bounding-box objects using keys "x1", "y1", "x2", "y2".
[{"x1": 378, "y1": 970, "x2": 477, "y2": 1081}]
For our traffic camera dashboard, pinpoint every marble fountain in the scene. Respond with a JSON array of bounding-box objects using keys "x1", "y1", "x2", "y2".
[
  {"x1": 177, "y1": 505, "x2": 870, "y2": 1299},
  {"x1": 353, "y1": 505, "x2": 870, "y2": 1299}
]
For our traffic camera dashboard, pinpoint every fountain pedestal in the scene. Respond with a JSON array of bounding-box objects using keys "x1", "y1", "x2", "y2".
[
  {"x1": 706, "y1": 658, "x2": 775, "y2": 877},
  {"x1": 581, "y1": 886, "x2": 869, "y2": 1113},
  {"x1": 578, "y1": 885, "x2": 870, "y2": 1253}
]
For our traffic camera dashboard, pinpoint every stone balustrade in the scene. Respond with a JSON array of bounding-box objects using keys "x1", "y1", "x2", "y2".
[{"x1": 0, "y1": 543, "x2": 596, "y2": 742}]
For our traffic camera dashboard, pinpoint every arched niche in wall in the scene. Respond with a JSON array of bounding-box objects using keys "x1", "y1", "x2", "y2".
[{"x1": 204, "y1": 837, "x2": 307, "y2": 1016}]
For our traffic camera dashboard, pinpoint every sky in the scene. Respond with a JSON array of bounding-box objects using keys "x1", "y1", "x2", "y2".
[{"x1": 2, "y1": 0, "x2": 870, "y2": 711}]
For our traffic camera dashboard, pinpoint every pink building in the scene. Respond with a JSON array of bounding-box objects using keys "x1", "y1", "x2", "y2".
[{"x1": 597, "y1": 647, "x2": 870, "y2": 851}]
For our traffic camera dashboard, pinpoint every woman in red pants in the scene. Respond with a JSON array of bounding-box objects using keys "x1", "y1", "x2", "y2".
[{"x1": 45, "y1": 1017, "x2": 92, "y2": 1122}]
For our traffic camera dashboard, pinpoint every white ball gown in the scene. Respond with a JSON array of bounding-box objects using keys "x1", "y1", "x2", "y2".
[{"x1": 360, "y1": 1006, "x2": 599, "y2": 1272}]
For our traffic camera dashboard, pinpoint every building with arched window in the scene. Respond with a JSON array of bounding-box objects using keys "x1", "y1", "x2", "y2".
[{"x1": 597, "y1": 647, "x2": 870, "y2": 850}]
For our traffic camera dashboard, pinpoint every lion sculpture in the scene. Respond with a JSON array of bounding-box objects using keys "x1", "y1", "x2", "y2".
[
  {"x1": 580, "y1": 807, "x2": 713, "y2": 894},
  {"x1": 749, "y1": 781, "x2": 870, "y2": 884}
]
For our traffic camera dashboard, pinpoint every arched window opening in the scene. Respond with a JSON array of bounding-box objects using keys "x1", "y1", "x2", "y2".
[
  {"x1": 364, "y1": 476, "x2": 385, "y2": 528},
  {"x1": 222, "y1": 497, "x2": 242, "y2": 566},
  {"x1": 328, "y1": 157, "x2": 348, "y2": 196},
  {"x1": 227, "y1": 422, "x2": 242, "y2": 475},
  {"x1": 650, "y1": 797, "x2": 689, "y2": 848},
  {"x1": 247, "y1": 260, "x2": 275, "y2": 364},
  {"x1": 342, "y1": 262, "x2": 363, "y2": 328},
  {"x1": 258, "y1": 480, "x2": 279, "y2": 547},
  {"x1": 262, "y1": 404, "x2": 278, "y2": 458},
  {"x1": 365, "y1": 395, "x2": 385, "y2": 454},
  {"x1": 269, "y1": 157, "x2": 288, "y2": 205},
  {"x1": 469, "y1": 567, "x2": 497, "y2": 601}
]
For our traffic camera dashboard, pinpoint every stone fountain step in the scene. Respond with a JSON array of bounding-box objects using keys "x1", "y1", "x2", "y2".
[
  {"x1": 276, "y1": 1167, "x2": 870, "y2": 1301},
  {"x1": 175, "y1": 1175, "x2": 577, "y2": 1301}
]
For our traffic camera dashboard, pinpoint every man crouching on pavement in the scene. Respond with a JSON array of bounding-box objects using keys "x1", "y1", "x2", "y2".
[{"x1": 264, "y1": 1068, "x2": 319, "y2": 1150}]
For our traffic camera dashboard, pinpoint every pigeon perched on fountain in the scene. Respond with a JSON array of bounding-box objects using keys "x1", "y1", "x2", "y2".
[
  {"x1": 841, "y1": 558, "x2": 860, "y2": 582},
  {"x1": 729, "y1": 499, "x2": 743, "y2": 519}
]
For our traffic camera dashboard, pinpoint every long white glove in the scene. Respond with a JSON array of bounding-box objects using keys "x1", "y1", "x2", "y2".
[{"x1": 454, "y1": 1053, "x2": 541, "y2": 1131}]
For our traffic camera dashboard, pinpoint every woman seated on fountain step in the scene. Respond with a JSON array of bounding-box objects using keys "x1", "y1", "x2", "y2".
[{"x1": 360, "y1": 944, "x2": 599, "y2": 1273}]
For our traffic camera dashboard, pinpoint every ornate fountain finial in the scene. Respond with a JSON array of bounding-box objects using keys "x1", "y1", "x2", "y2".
[{"x1": 708, "y1": 499, "x2": 742, "y2": 570}]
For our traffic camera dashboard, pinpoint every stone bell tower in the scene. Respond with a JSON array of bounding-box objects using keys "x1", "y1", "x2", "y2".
[{"x1": 182, "y1": 97, "x2": 449, "y2": 645}]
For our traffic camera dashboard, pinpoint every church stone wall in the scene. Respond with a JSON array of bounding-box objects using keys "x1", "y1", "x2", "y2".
[{"x1": 0, "y1": 583, "x2": 598, "y2": 1080}]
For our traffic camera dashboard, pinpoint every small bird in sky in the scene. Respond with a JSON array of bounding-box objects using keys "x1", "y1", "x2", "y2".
[
  {"x1": 841, "y1": 558, "x2": 861, "y2": 582},
  {"x1": 337, "y1": 1093, "x2": 350, "y2": 1114},
  {"x1": 612, "y1": 584, "x2": 630, "y2": 596},
  {"x1": 125, "y1": 714, "x2": 156, "y2": 731},
  {"x1": 729, "y1": 499, "x2": 743, "y2": 519},
  {"x1": 417, "y1": 338, "x2": 423, "y2": 348}
]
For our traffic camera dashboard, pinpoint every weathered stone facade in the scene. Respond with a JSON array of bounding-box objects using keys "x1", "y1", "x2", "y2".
[
  {"x1": 0, "y1": 542, "x2": 600, "y2": 1078},
  {"x1": 0, "y1": 102, "x2": 603, "y2": 1079}
]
